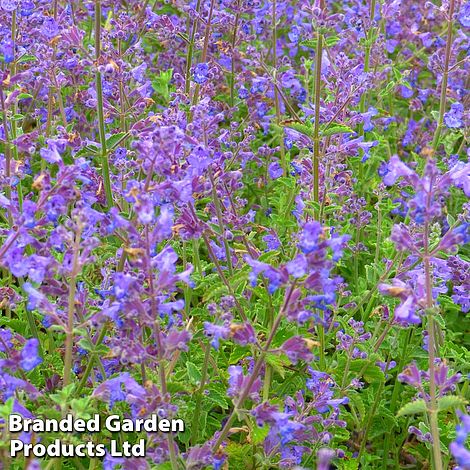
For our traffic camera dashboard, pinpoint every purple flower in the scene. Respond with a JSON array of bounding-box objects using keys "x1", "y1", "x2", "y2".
[
  {"x1": 227, "y1": 365, "x2": 261, "y2": 401},
  {"x1": 459, "y1": 1, "x2": 470, "y2": 28},
  {"x1": 450, "y1": 412, "x2": 470, "y2": 468},
  {"x1": 263, "y1": 233, "x2": 280, "y2": 251},
  {"x1": 317, "y1": 448, "x2": 336, "y2": 470},
  {"x1": 193, "y1": 63, "x2": 209, "y2": 84},
  {"x1": 41, "y1": 17, "x2": 60, "y2": 39},
  {"x1": 298, "y1": 222, "x2": 322, "y2": 254},
  {"x1": 230, "y1": 323, "x2": 256, "y2": 346},
  {"x1": 20, "y1": 339, "x2": 42, "y2": 371},
  {"x1": 288, "y1": 26, "x2": 300, "y2": 43},
  {"x1": 383, "y1": 155, "x2": 417, "y2": 186},
  {"x1": 204, "y1": 322, "x2": 230, "y2": 349},
  {"x1": 444, "y1": 102, "x2": 464, "y2": 129},
  {"x1": 1, "y1": 39, "x2": 14, "y2": 63},
  {"x1": 449, "y1": 162, "x2": 470, "y2": 196},
  {"x1": 286, "y1": 254, "x2": 308, "y2": 278},
  {"x1": 281, "y1": 337, "x2": 315, "y2": 365},
  {"x1": 92, "y1": 373, "x2": 145, "y2": 408},
  {"x1": 40, "y1": 142, "x2": 62, "y2": 164},
  {"x1": 362, "y1": 107, "x2": 378, "y2": 132},
  {"x1": 268, "y1": 161, "x2": 283, "y2": 179},
  {"x1": 1, "y1": 0, "x2": 18, "y2": 12}
]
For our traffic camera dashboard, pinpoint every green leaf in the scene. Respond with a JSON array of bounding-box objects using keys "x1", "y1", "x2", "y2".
[
  {"x1": 74, "y1": 145, "x2": 99, "y2": 158},
  {"x1": 397, "y1": 399, "x2": 427, "y2": 417},
  {"x1": 299, "y1": 39, "x2": 316, "y2": 49},
  {"x1": 152, "y1": 69, "x2": 174, "y2": 101},
  {"x1": 0, "y1": 397, "x2": 15, "y2": 421},
  {"x1": 17, "y1": 93, "x2": 33, "y2": 100},
  {"x1": 229, "y1": 345, "x2": 249, "y2": 364},
  {"x1": 265, "y1": 352, "x2": 287, "y2": 379},
  {"x1": 325, "y1": 36, "x2": 340, "y2": 47},
  {"x1": 17, "y1": 54, "x2": 37, "y2": 63},
  {"x1": 332, "y1": 427, "x2": 351, "y2": 442},
  {"x1": 106, "y1": 132, "x2": 128, "y2": 150},
  {"x1": 280, "y1": 121, "x2": 313, "y2": 138},
  {"x1": 251, "y1": 424, "x2": 269, "y2": 444},
  {"x1": 321, "y1": 124, "x2": 354, "y2": 136},
  {"x1": 186, "y1": 362, "x2": 202, "y2": 385},
  {"x1": 205, "y1": 387, "x2": 229, "y2": 410},
  {"x1": 50, "y1": 384, "x2": 76, "y2": 406},
  {"x1": 154, "y1": 464, "x2": 173, "y2": 470},
  {"x1": 437, "y1": 395, "x2": 467, "y2": 412},
  {"x1": 340, "y1": 458, "x2": 359, "y2": 470},
  {"x1": 348, "y1": 391, "x2": 365, "y2": 421}
]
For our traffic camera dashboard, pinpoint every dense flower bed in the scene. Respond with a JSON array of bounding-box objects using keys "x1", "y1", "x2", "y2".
[{"x1": 0, "y1": 0, "x2": 469, "y2": 468}]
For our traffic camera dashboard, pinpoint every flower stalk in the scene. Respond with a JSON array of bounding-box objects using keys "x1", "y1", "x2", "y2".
[
  {"x1": 63, "y1": 226, "x2": 82, "y2": 387},
  {"x1": 95, "y1": 0, "x2": 113, "y2": 207},
  {"x1": 312, "y1": 0, "x2": 325, "y2": 205},
  {"x1": 432, "y1": 0, "x2": 456, "y2": 151}
]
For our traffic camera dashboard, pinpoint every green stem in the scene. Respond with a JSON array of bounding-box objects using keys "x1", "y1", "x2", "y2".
[
  {"x1": 145, "y1": 228, "x2": 179, "y2": 469},
  {"x1": 312, "y1": 1, "x2": 324, "y2": 206},
  {"x1": 201, "y1": 229, "x2": 247, "y2": 322},
  {"x1": 318, "y1": 310, "x2": 326, "y2": 370},
  {"x1": 190, "y1": 343, "x2": 211, "y2": 445},
  {"x1": 272, "y1": 0, "x2": 286, "y2": 175},
  {"x1": 208, "y1": 168, "x2": 233, "y2": 276},
  {"x1": 211, "y1": 283, "x2": 297, "y2": 452},
  {"x1": 184, "y1": 0, "x2": 202, "y2": 95},
  {"x1": 381, "y1": 329, "x2": 413, "y2": 469},
  {"x1": 191, "y1": 0, "x2": 215, "y2": 109},
  {"x1": 63, "y1": 227, "x2": 82, "y2": 387},
  {"x1": 431, "y1": 0, "x2": 455, "y2": 151},
  {"x1": 358, "y1": 355, "x2": 390, "y2": 463},
  {"x1": 95, "y1": 0, "x2": 113, "y2": 207},
  {"x1": 0, "y1": 86, "x2": 12, "y2": 219},
  {"x1": 230, "y1": 7, "x2": 240, "y2": 107}
]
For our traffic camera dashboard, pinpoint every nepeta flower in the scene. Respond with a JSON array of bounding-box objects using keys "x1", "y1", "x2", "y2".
[
  {"x1": 20, "y1": 339, "x2": 42, "y2": 371},
  {"x1": 444, "y1": 102, "x2": 464, "y2": 129},
  {"x1": 459, "y1": 1, "x2": 470, "y2": 28},
  {"x1": 204, "y1": 322, "x2": 230, "y2": 349},
  {"x1": 193, "y1": 63, "x2": 209, "y2": 84},
  {"x1": 281, "y1": 337, "x2": 315, "y2": 364},
  {"x1": 268, "y1": 161, "x2": 283, "y2": 179},
  {"x1": 227, "y1": 365, "x2": 261, "y2": 402},
  {"x1": 1, "y1": 0, "x2": 18, "y2": 12},
  {"x1": 450, "y1": 412, "x2": 470, "y2": 468}
]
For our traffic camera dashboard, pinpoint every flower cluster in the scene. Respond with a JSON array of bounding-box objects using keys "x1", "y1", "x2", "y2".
[{"x1": 0, "y1": 0, "x2": 468, "y2": 468}]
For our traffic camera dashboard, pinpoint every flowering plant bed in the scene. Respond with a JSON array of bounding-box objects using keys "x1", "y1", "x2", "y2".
[{"x1": 0, "y1": 0, "x2": 469, "y2": 469}]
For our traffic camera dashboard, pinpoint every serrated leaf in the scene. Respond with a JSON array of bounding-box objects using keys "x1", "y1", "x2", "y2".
[
  {"x1": 265, "y1": 352, "x2": 287, "y2": 379},
  {"x1": 203, "y1": 285, "x2": 228, "y2": 302},
  {"x1": 206, "y1": 387, "x2": 229, "y2": 410},
  {"x1": 321, "y1": 124, "x2": 354, "y2": 136},
  {"x1": 299, "y1": 39, "x2": 316, "y2": 49},
  {"x1": 281, "y1": 121, "x2": 313, "y2": 138},
  {"x1": 251, "y1": 424, "x2": 269, "y2": 444},
  {"x1": 348, "y1": 391, "x2": 365, "y2": 421},
  {"x1": 325, "y1": 36, "x2": 340, "y2": 47},
  {"x1": 337, "y1": 359, "x2": 385, "y2": 384},
  {"x1": 340, "y1": 459, "x2": 359, "y2": 470},
  {"x1": 437, "y1": 395, "x2": 467, "y2": 412},
  {"x1": 332, "y1": 427, "x2": 350, "y2": 441},
  {"x1": 17, "y1": 54, "x2": 37, "y2": 63},
  {"x1": 186, "y1": 362, "x2": 201, "y2": 384},
  {"x1": 74, "y1": 145, "x2": 99, "y2": 158},
  {"x1": 106, "y1": 132, "x2": 127, "y2": 150},
  {"x1": 397, "y1": 399, "x2": 427, "y2": 417},
  {"x1": 229, "y1": 345, "x2": 249, "y2": 364}
]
